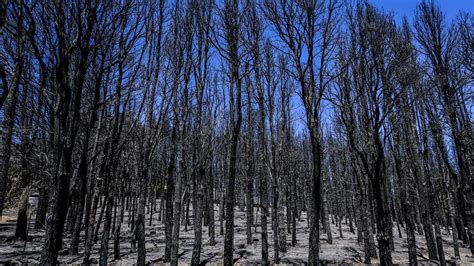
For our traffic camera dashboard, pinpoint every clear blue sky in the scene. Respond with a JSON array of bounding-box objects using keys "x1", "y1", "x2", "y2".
[
  {"x1": 371, "y1": 0, "x2": 474, "y2": 22},
  {"x1": 281, "y1": 0, "x2": 474, "y2": 134}
]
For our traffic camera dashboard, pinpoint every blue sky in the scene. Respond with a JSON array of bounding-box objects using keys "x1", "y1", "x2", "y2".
[
  {"x1": 291, "y1": 0, "x2": 474, "y2": 135},
  {"x1": 372, "y1": 0, "x2": 473, "y2": 22}
]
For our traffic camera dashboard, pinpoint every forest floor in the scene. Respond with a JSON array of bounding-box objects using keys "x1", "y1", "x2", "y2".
[{"x1": 0, "y1": 203, "x2": 473, "y2": 265}]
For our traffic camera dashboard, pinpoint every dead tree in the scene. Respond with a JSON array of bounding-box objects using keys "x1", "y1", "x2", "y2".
[
  {"x1": 213, "y1": 0, "x2": 247, "y2": 264},
  {"x1": 415, "y1": 0, "x2": 474, "y2": 255},
  {"x1": 263, "y1": 0, "x2": 340, "y2": 263},
  {"x1": 0, "y1": 0, "x2": 24, "y2": 218},
  {"x1": 190, "y1": 0, "x2": 212, "y2": 264}
]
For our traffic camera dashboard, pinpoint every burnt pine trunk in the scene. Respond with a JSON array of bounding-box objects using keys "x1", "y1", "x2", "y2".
[
  {"x1": 164, "y1": 127, "x2": 177, "y2": 262},
  {"x1": 99, "y1": 189, "x2": 114, "y2": 265},
  {"x1": 14, "y1": 83, "x2": 32, "y2": 241},
  {"x1": 114, "y1": 192, "x2": 126, "y2": 259},
  {"x1": 224, "y1": 120, "x2": 241, "y2": 266},
  {"x1": 208, "y1": 161, "x2": 216, "y2": 245},
  {"x1": 370, "y1": 137, "x2": 393, "y2": 265},
  {"x1": 136, "y1": 168, "x2": 149, "y2": 266},
  {"x1": 260, "y1": 169, "x2": 269, "y2": 264},
  {"x1": 191, "y1": 167, "x2": 205, "y2": 265},
  {"x1": 70, "y1": 53, "x2": 103, "y2": 254},
  {"x1": 244, "y1": 83, "x2": 254, "y2": 245},
  {"x1": 415, "y1": 1, "x2": 474, "y2": 255},
  {"x1": 393, "y1": 152, "x2": 417, "y2": 265},
  {"x1": 41, "y1": 2, "x2": 95, "y2": 262},
  {"x1": 308, "y1": 127, "x2": 323, "y2": 265},
  {"x1": 191, "y1": 3, "x2": 211, "y2": 261},
  {"x1": 254, "y1": 35, "x2": 270, "y2": 266},
  {"x1": 390, "y1": 96, "x2": 417, "y2": 265},
  {"x1": 170, "y1": 158, "x2": 183, "y2": 266},
  {"x1": 222, "y1": 1, "x2": 243, "y2": 265},
  {"x1": 0, "y1": 9, "x2": 23, "y2": 217}
]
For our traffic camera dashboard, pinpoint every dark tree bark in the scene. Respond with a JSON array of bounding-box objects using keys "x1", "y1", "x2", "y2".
[
  {"x1": 415, "y1": 1, "x2": 474, "y2": 255},
  {"x1": 0, "y1": 1, "x2": 23, "y2": 217},
  {"x1": 1, "y1": 1, "x2": 471, "y2": 265},
  {"x1": 215, "y1": 1, "x2": 245, "y2": 265}
]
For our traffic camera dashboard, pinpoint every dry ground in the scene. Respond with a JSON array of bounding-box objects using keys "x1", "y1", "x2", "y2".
[{"x1": 0, "y1": 202, "x2": 473, "y2": 265}]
